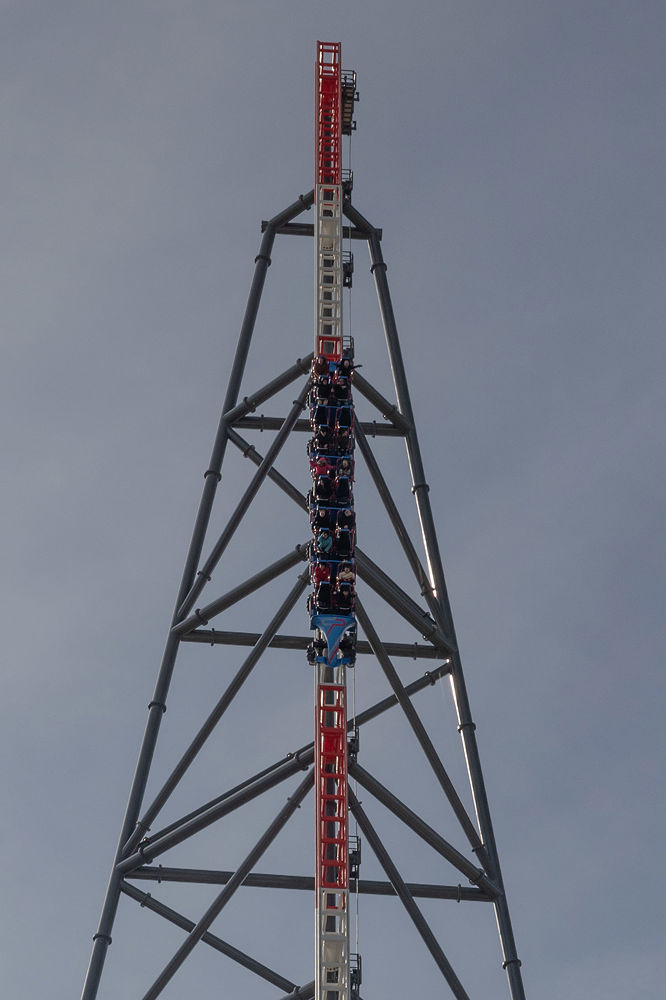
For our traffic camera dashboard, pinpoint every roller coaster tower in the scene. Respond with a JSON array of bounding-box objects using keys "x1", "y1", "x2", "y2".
[{"x1": 81, "y1": 42, "x2": 526, "y2": 1000}]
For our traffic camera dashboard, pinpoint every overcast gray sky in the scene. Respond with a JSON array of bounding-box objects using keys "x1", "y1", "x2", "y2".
[{"x1": 1, "y1": 2, "x2": 664, "y2": 998}]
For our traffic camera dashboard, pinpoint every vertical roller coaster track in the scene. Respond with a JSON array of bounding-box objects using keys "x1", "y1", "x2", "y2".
[{"x1": 80, "y1": 41, "x2": 526, "y2": 1000}]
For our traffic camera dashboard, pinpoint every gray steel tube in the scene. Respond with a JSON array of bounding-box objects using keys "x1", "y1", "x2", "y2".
[
  {"x1": 222, "y1": 353, "x2": 313, "y2": 425},
  {"x1": 233, "y1": 416, "x2": 403, "y2": 436},
  {"x1": 125, "y1": 571, "x2": 308, "y2": 855},
  {"x1": 355, "y1": 548, "x2": 454, "y2": 655},
  {"x1": 81, "y1": 192, "x2": 314, "y2": 1000},
  {"x1": 117, "y1": 664, "x2": 450, "y2": 874},
  {"x1": 117, "y1": 755, "x2": 312, "y2": 875},
  {"x1": 176, "y1": 380, "x2": 310, "y2": 621},
  {"x1": 140, "y1": 770, "x2": 314, "y2": 1000},
  {"x1": 349, "y1": 762, "x2": 497, "y2": 896},
  {"x1": 226, "y1": 426, "x2": 309, "y2": 509},
  {"x1": 355, "y1": 423, "x2": 440, "y2": 620},
  {"x1": 345, "y1": 197, "x2": 525, "y2": 999},
  {"x1": 182, "y1": 629, "x2": 442, "y2": 659},
  {"x1": 355, "y1": 599, "x2": 481, "y2": 852},
  {"x1": 121, "y1": 883, "x2": 297, "y2": 992},
  {"x1": 276, "y1": 981, "x2": 315, "y2": 1000},
  {"x1": 349, "y1": 788, "x2": 471, "y2": 1000},
  {"x1": 352, "y1": 370, "x2": 413, "y2": 433},
  {"x1": 172, "y1": 543, "x2": 308, "y2": 637},
  {"x1": 131, "y1": 866, "x2": 492, "y2": 901}
]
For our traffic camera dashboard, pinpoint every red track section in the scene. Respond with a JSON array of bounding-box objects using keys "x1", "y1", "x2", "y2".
[
  {"x1": 316, "y1": 682, "x2": 349, "y2": 891},
  {"x1": 315, "y1": 41, "x2": 342, "y2": 190}
]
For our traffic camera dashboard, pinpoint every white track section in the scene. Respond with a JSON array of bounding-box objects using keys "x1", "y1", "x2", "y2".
[
  {"x1": 317, "y1": 885, "x2": 350, "y2": 1000},
  {"x1": 314, "y1": 181, "x2": 344, "y2": 358}
]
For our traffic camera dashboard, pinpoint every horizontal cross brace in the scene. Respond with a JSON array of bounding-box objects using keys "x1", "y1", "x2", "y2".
[
  {"x1": 129, "y1": 868, "x2": 492, "y2": 901},
  {"x1": 262, "y1": 221, "x2": 380, "y2": 240},
  {"x1": 232, "y1": 416, "x2": 404, "y2": 436},
  {"x1": 181, "y1": 629, "x2": 441, "y2": 659}
]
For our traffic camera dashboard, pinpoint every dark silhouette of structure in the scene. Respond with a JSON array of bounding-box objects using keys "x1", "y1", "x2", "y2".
[{"x1": 81, "y1": 45, "x2": 526, "y2": 1000}]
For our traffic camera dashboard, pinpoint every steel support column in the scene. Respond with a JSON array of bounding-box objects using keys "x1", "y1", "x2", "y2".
[
  {"x1": 80, "y1": 191, "x2": 314, "y2": 1000},
  {"x1": 345, "y1": 197, "x2": 525, "y2": 1000}
]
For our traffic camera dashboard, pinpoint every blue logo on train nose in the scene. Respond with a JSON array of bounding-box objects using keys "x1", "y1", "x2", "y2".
[{"x1": 311, "y1": 614, "x2": 357, "y2": 665}]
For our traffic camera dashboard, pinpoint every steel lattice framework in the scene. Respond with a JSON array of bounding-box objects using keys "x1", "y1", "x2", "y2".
[{"x1": 81, "y1": 42, "x2": 526, "y2": 1000}]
